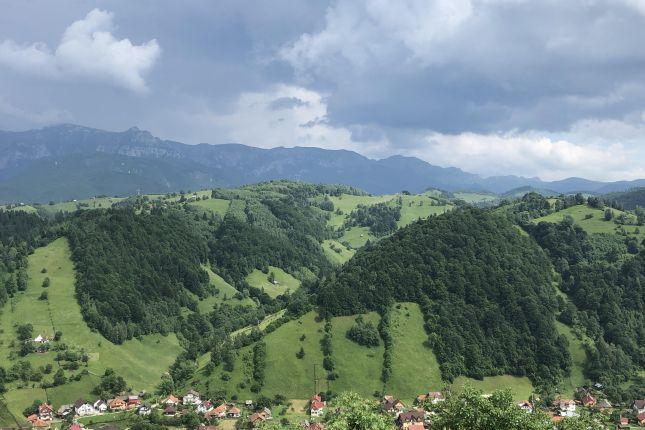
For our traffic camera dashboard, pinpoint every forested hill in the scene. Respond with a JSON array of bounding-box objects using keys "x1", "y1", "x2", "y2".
[
  {"x1": 318, "y1": 209, "x2": 570, "y2": 386},
  {"x1": 602, "y1": 187, "x2": 645, "y2": 210}
]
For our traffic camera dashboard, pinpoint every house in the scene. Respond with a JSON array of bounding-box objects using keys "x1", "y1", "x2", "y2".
[
  {"x1": 407, "y1": 424, "x2": 425, "y2": 430},
  {"x1": 93, "y1": 400, "x2": 107, "y2": 413},
  {"x1": 310, "y1": 395, "x2": 326, "y2": 417},
  {"x1": 396, "y1": 410, "x2": 424, "y2": 429},
  {"x1": 596, "y1": 399, "x2": 611, "y2": 410},
  {"x1": 33, "y1": 335, "x2": 49, "y2": 344},
  {"x1": 108, "y1": 398, "x2": 126, "y2": 411},
  {"x1": 183, "y1": 389, "x2": 201, "y2": 405},
  {"x1": 126, "y1": 396, "x2": 141, "y2": 409},
  {"x1": 249, "y1": 409, "x2": 271, "y2": 428},
  {"x1": 581, "y1": 395, "x2": 596, "y2": 408},
  {"x1": 556, "y1": 399, "x2": 576, "y2": 416},
  {"x1": 74, "y1": 399, "x2": 95, "y2": 417},
  {"x1": 163, "y1": 406, "x2": 177, "y2": 417},
  {"x1": 69, "y1": 423, "x2": 83, "y2": 430},
  {"x1": 307, "y1": 424, "x2": 324, "y2": 430},
  {"x1": 27, "y1": 414, "x2": 38, "y2": 424},
  {"x1": 382, "y1": 396, "x2": 405, "y2": 414},
  {"x1": 163, "y1": 394, "x2": 179, "y2": 406},
  {"x1": 207, "y1": 403, "x2": 228, "y2": 419},
  {"x1": 227, "y1": 406, "x2": 241, "y2": 418},
  {"x1": 638, "y1": 412, "x2": 645, "y2": 426},
  {"x1": 517, "y1": 401, "x2": 533, "y2": 413},
  {"x1": 633, "y1": 400, "x2": 645, "y2": 415},
  {"x1": 138, "y1": 404, "x2": 152, "y2": 416},
  {"x1": 32, "y1": 418, "x2": 51, "y2": 428},
  {"x1": 38, "y1": 403, "x2": 54, "y2": 420},
  {"x1": 197, "y1": 400, "x2": 213, "y2": 414},
  {"x1": 619, "y1": 416, "x2": 629, "y2": 427},
  {"x1": 416, "y1": 392, "x2": 443, "y2": 405},
  {"x1": 57, "y1": 405, "x2": 73, "y2": 418}
]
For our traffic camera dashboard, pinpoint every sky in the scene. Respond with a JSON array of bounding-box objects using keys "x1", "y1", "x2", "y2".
[{"x1": 1, "y1": 0, "x2": 645, "y2": 181}]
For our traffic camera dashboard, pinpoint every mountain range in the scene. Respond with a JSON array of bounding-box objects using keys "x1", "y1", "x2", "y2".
[{"x1": 1, "y1": 124, "x2": 644, "y2": 203}]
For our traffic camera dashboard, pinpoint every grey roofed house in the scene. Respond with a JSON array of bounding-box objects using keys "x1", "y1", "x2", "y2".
[{"x1": 57, "y1": 404, "x2": 73, "y2": 417}]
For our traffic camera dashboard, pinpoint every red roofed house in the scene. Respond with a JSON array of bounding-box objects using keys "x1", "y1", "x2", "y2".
[
  {"x1": 248, "y1": 409, "x2": 271, "y2": 429},
  {"x1": 310, "y1": 395, "x2": 326, "y2": 417},
  {"x1": 408, "y1": 424, "x2": 426, "y2": 430},
  {"x1": 32, "y1": 418, "x2": 51, "y2": 429},
  {"x1": 638, "y1": 412, "x2": 645, "y2": 426},
  {"x1": 581, "y1": 395, "x2": 596, "y2": 408},
  {"x1": 127, "y1": 396, "x2": 141, "y2": 409},
  {"x1": 227, "y1": 406, "x2": 241, "y2": 418},
  {"x1": 207, "y1": 403, "x2": 228, "y2": 419},
  {"x1": 69, "y1": 423, "x2": 83, "y2": 430},
  {"x1": 108, "y1": 398, "x2": 126, "y2": 412},
  {"x1": 164, "y1": 395, "x2": 179, "y2": 406}
]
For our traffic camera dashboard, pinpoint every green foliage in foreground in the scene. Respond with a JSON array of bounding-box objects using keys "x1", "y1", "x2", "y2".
[
  {"x1": 428, "y1": 387, "x2": 603, "y2": 430},
  {"x1": 323, "y1": 392, "x2": 393, "y2": 430}
]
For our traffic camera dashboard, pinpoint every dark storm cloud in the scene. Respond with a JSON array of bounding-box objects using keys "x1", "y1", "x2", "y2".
[{"x1": 1, "y1": 0, "x2": 645, "y2": 180}]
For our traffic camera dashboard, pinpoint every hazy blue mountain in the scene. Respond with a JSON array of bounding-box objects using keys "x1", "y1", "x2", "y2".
[{"x1": 1, "y1": 124, "x2": 643, "y2": 203}]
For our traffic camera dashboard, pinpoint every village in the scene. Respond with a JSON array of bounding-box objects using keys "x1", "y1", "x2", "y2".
[{"x1": 20, "y1": 384, "x2": 645, "y2": 430}]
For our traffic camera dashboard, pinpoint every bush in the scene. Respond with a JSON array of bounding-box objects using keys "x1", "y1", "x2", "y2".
[{"x1": 346, "y1": 317, "x2": 380, "y2": 347}]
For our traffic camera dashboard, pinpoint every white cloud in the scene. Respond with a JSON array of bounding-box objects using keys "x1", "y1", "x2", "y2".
[
  {"x1": 413, "y1": 129, "x2": 644, "y2": 182},
  {"x1": 280, "y1": 0, "x2": 473, "y2": 75},
  {"x1": 184, "y1": 84, "x2": 389, "y2": 153},
  {"x1": 0, "y1": 9, "x2": 160, "y2": 93}
]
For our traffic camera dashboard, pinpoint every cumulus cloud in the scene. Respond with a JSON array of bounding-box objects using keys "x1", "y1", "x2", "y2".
[
  {"x1": 179, "y1": 85, "x2": 389, "y2": 154},
  {"x1": 413, "y1": 131, "x2": 641, "y2": 181},
  {"x1": 280, "y1": 0, "x2": 645, "y2": 134},
  {"x1": 0, "y1": 9, "x2": 160, "y2": 93}
]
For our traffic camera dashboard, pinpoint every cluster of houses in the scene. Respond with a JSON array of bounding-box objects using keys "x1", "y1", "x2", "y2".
[
  {"x1": 379, "y1": 392, "x2": 445, "y2": 430},
  {"x1": 25, "y1": 389, "x2": 277, "y2": 430},
  {"x1": 23, "y1": 386, "x2": 645, "y2": 430}
]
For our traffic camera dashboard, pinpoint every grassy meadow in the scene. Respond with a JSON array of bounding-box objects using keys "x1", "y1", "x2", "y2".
[
  {"x1": 245, "y1": 266, "x2": 301, "y2": 298},
  {"x1": 386, "y1": 303, "x2": 443, "y2": 402},
  {"x1": 534, "y1": 205, "x2": 643, "y2": 239},
  {"x1": 450, "y1": 375, "x2": 534, "y2": 401},
  {"x1": 321, "y1": 239, "x2": 356, "y2": 265},
  {"x1": 0, "y1": 238, "x2": 182, "y2": 415}
]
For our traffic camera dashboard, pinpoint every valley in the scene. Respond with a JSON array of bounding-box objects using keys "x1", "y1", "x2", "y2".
[{"x1": 0, "y1": 182, "x2": 643, "y2": 429}]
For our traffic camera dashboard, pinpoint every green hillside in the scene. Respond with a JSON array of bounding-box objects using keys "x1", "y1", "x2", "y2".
[
  {"x1": 533, "y1": 204, "x2": 643, "y2": 239},
  {"x1": 196, "y1": 266, "x2": 256, "y2": 313},
  {"x1": 556, "y1": 322, "x2": 588, "y2": 396},
  {"x1": 385, "y1": 303, "x2": 442, "y2": 402},
  {"x1": 0, "y1": 238, "x2": 181, "y2": 412}
]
